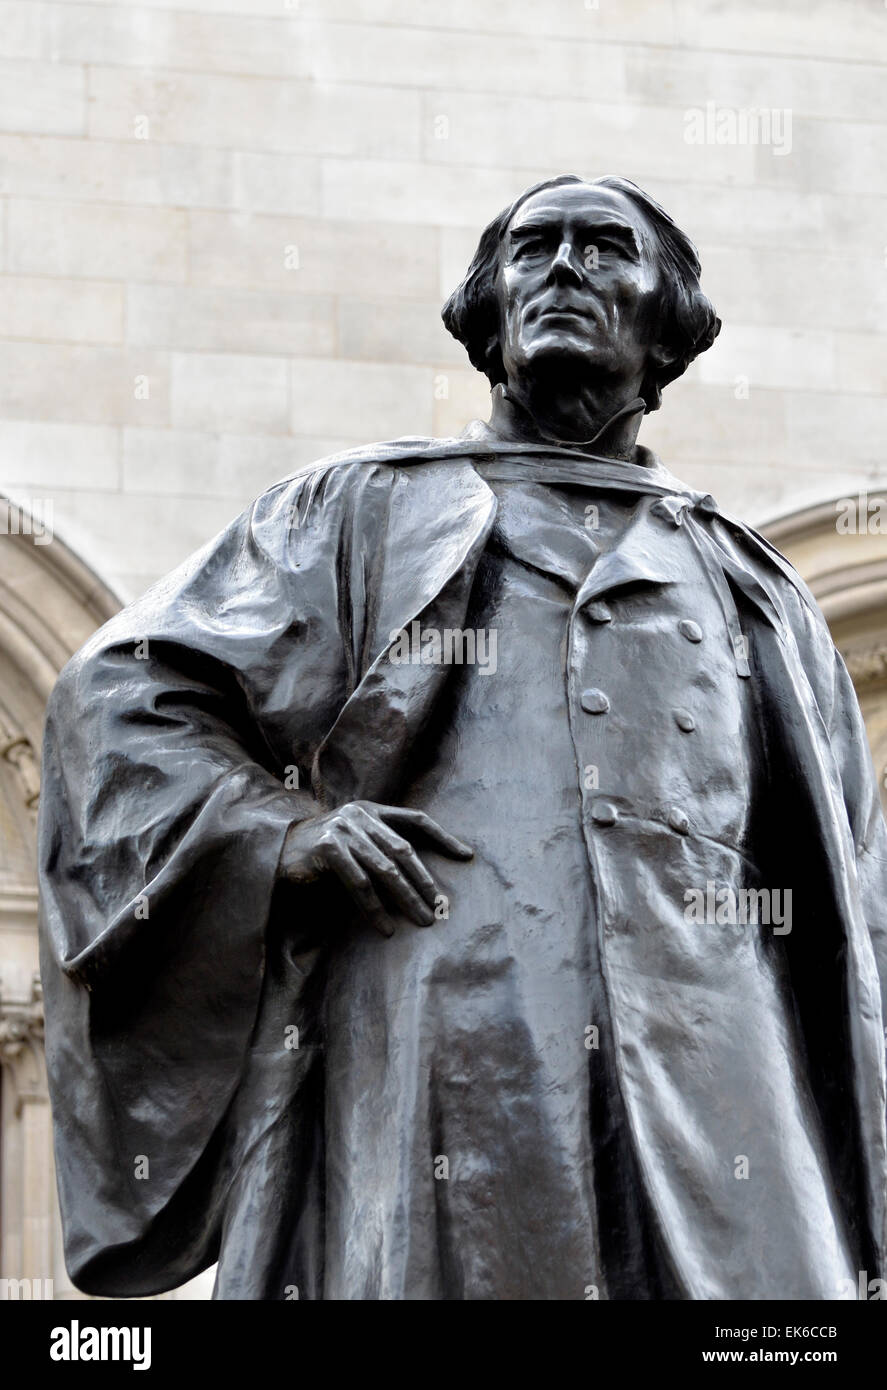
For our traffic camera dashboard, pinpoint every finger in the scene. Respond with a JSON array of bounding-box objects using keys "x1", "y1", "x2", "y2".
[
  {"x1": 348, "y1": 829, "x2": 436, "y2": 927},
  {"x1": 374, "y1": 806, "x2": 474, "y2": 859},
  {"x1": 325, "y1": 841, "x2": 394, "y2": 938},
  {"x1": 355, "y1": 809, "x2": 438, "y2": 909}
]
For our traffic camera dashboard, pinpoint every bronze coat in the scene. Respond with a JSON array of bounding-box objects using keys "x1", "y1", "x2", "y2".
[{"x1": 38, "y1": 439, "x2": 887, "y2": 1298}]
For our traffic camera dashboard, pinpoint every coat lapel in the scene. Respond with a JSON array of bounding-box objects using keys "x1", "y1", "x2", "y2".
[
  {"x1": 574, "y1": 495, "x2": 686, "y2": 609},
  {"x1": 484, "y1": 481, "x2": 688, "y2": 604},
  {"x1": 485, "y1": 480, "x2": 600, "y2": 592}
]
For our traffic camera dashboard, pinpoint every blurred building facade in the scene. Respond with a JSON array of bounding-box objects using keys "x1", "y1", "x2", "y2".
[{"x1": 0, "y1": 0, "x2": 885, "y2": 1299}]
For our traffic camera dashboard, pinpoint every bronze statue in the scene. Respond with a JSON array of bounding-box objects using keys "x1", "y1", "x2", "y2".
[{"x1": 39, "y1": 176, "x2": 887, "y2": 1300}]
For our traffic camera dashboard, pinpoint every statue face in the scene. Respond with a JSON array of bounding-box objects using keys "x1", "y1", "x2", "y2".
[{"x1": 497, "y1": 183, "x2": 664, "y2": 394}]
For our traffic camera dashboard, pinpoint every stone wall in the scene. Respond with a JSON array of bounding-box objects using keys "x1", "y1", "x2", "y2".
[{"x1": 0, "y1": 0, "x2": 884, "y2": 600}]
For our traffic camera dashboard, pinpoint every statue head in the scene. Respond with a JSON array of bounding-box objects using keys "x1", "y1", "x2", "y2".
[{"x1": 442, "y1": 175, "x2": 720, "y2": 416}]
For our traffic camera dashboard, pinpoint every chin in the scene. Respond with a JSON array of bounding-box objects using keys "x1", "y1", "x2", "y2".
[{"x1": 520, "y1": 339, "x2": 612, "y2": 380}]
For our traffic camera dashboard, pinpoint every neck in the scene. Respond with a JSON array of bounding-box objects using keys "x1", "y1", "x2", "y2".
[{"x1": 488, "y1": 379, "x2": 646, "y2": 460}]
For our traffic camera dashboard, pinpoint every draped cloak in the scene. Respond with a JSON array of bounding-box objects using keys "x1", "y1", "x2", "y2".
[{"x1": 37, "y1": 436, "x2": 887, "y2": 1299}]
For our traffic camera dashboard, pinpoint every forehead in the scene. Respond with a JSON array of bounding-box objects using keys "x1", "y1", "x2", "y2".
[{"x1": 506, "y1": 183, "x2": 647, "y2": 236}]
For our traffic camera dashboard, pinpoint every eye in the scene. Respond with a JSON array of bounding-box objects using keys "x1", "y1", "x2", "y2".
[
  {"x1": 590, "y1": 236, "x2": 638, "y2": 262},
  {"x1": 513, "y1": 237, "x2": 548, "y2": 259}
]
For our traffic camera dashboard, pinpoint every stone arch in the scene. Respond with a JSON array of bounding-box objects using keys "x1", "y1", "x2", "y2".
[{"x1": 0, "y1": 497, "x2": 118, "y2": 1299}]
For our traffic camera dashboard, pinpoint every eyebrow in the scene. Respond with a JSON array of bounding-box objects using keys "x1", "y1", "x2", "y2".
[{"x1": 507, "y1": 216, "x2": 642, "y2": 252}]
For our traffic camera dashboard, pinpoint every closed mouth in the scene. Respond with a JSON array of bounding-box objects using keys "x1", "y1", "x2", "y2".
[{"x1": 530, "y1": 302, "x2": 602, "y2": 329}]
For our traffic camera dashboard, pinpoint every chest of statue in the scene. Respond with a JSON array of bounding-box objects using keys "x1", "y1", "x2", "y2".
[
  {"x1": 469, "y1": 475, "x2": 764, "y2": 864},
  {"x1": 566, "y1": 558, "x2": 762, "y2": 863}
]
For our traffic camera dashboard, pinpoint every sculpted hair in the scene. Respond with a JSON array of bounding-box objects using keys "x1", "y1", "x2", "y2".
[{"x1": 441, "y1": 173, "x2": 721, "y2": 413}]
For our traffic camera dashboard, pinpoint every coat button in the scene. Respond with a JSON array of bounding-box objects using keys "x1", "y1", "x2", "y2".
[
  {"x1": 581, "y1": 687, "x2": 610, "y2": 714},
  {"x1": 591, "y1": 800, "x2": 618, "y2": 826},
  {"x1": 667, "y1": 806, "x2": 690, "y2": 835},
  {"x1": 678, "y1": 619, "x2": 703, "y2": 643},
  {"x1": 586, "y1": 601, "x2": 612, "y2": 624},
  {"x1": 673, "y1": 708, "x2": 696, "y2": 732}
]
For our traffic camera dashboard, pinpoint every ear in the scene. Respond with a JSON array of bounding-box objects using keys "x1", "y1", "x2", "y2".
[{"x1": 646, "y1": 341, "x2": 679, "y2": 371}]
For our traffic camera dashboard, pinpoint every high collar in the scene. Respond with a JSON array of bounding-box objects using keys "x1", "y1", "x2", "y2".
[{"x1": 482, "y1": 383, "x2": 649, "y2": 460}]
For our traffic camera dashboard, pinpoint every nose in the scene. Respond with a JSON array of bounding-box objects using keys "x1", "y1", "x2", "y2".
[{"x1": 551, "y1": 240, "x2": 583, "y2": 285}]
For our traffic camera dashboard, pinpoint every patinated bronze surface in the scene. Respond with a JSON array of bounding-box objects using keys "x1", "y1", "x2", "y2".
[{"x1": 39, "y1": 177, "x2": 887, "y2": 1300}]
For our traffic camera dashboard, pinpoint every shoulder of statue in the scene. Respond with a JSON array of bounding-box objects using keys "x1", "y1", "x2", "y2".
[
  {"x1": 260, "y1": 436, "x2": 485, "y2": 501},
  {"x1": 249, "y1": 437, "x2": 494, "y2": 548}
]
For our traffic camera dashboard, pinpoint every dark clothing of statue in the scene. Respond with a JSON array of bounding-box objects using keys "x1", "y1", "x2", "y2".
[{"x1": 38, "y1": 436, "x2": 887, "y2": 1299}]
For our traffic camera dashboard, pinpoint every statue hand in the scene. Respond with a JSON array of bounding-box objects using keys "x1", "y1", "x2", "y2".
[{"x1": 279, "y1": 800, "x2": 473, "y2": 937}]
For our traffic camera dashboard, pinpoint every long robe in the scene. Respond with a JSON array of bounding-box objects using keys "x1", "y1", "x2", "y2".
[{"x1": 38, "y1": 437, "x2": 887, "y2": 1299}]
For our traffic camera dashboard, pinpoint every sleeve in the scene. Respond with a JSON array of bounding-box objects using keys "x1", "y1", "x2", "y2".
[
  {"x1": 783, "y1": 569, "x2": 887, "y2": 1026},
  {"x1": 37, "y1": 465, "x2": 369, "y2": 1295},
  {"x1": 823, "y1": 644, "x2": 887, "y2": 1022}
]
